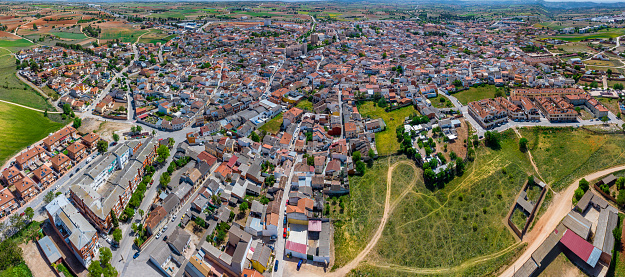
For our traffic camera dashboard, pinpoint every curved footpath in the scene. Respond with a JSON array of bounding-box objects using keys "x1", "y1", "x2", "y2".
[
  {"x1": 500, "y1": 164, "x2": 625, "y2": 277},
  {"x1": 0, "y1": 99, "x2": 61, "y2": 113}
]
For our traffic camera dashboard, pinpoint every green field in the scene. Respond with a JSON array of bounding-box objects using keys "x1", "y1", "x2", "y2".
[
  {"x1": 430, "y1": 95, "x2": 454, "y2": 108},
  {"x1": 49, "y1": 31, "x2": 87, "y2": 40},
  {"x1": 338, "y1": 130, "x2": 532, "y2": 275},
  {"x1": 548, "y1": 28, "x2": 625, "y2": 42},
  {"x1": 0, "y1": 51, "x2": 54, "y2": 111},
  {"x1": 0, "y1": 262, "x2": 31, "y2": 277},
  {"x1": 295, "y1": 99, "x2": 313, "y2": 111},
  {"x1": 357, "y1": 101, "x2": 417, "y2": 156},
  {"x1": 453, "y1": 85, "x2": 500, "y2": 105},
  {"x1": 259, "y1": 113, "x2": 282, "y2": 135},
  {"x1": 0, "y1": 102, "x2": 64, "y2": 164},
  {"x1": 100, "y1": 29, "x2": 150, "y2": 43},
  {"x1": 0, "y1": 39, "x2": 34, "y2": 51},
  {"x1": 520, "y1": 127, "x2": 625, "y2": 191}
]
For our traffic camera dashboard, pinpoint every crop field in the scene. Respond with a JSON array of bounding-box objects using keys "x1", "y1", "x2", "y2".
[
  {"x1": 259, "y1": 112, "x2": 282, "y2": 135},
  {"x1": 520, "y1": 127, "x2": 625, "y2": 191},
  {"x1": 357, "y1": 101, "x2": 418, "y2": 156},
  {"x1": 138, "y1": 30, "x2": 176, "y2": 44},
  {"x1": 0, "y1": 101, "x2": 64, "y2": 165},
  {"x1": 49, "y1": 31, "x2": 87, "y2": 40},
  {"x1": 338, "y1": 130, "x2": 532, "y2": 275},
  {"x1": 453, "y1": 85, "x2": 499, "y2": 105},
  {"x1": 100, "y1": 29, "x2": 149, "y2": 43},
  {"x1": 0, "y1": 51, "x2": 53, "y2": 111},
  {"x1": 548, "y1": 28, "x2": 625, "y2": 42},
  {"x1": 0, "y1": 39, "x2": 33, "y2": 51},
  {"x1": 554, "y1": 42, "x2": 597, "y2": 54},
  {"x1": 584, "y1": 59, "x2": 618, "y2": 67}
]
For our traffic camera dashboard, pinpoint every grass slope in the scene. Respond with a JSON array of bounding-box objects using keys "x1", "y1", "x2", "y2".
[
  {"x1": 519, "y1": 127, "x2": 625, "y2": 191},
  {"x1": 0, "y1": 102, "x2": 64, "y2": 165},
  {"x1": 357, "y1": 101, "x2": 418, "y2": 156},
  {"x1": 0, "y1": 51, "x2": 53, "y2": 111},
  {"x1": 372, "y1": 130, "x2": 531, "y2": 272}
]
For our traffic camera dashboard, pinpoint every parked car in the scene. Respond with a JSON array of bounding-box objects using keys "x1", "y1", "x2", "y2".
[
  {"x1": 284, "y1": 217, "x2": 287, "y2": 225},
  {"x1": 133, "y1": 252, "x2": 140, "y2": 259},
  {"x1": 270, "y1": 235, "x2": 277, "y2": 241},
  {"x1": 274, "y1": 260, "x2": 279, "y2": 271},
  {"x1": 155, "y1": 232, "x2": 161, "y2": 239},
  {"x1": 297, "y1": 259, "x2": 303, "y2": 270},
  {"x1": 163, "y1": 225, "x2": 168, "y2": 230},
  {"x1": 163, "y1": 235, "x2": 168, "y2": 241},
  {"x1": 283, "y1": 227, "x2": 287, "y2": 238}
]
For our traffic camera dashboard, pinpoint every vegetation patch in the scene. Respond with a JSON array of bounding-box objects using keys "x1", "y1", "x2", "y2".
[
  {"x1": 295, "y1": 99, "x2": 313, "y2": 111},
  {"x1": 357, "y1": 101, "x2": 417, "y2": 156},
  {"x1": 0, "y1": 52, "x2": 54, "y2": 110},
  {"x1": 259, "y1": 113, "x2": 283, "y2": 135},
  {"x1": 452, "y1": 84, "x2": 502, "y2": 105},
  {"x1": 520, "y1": 127, "x2": 625, "y2": 191}
]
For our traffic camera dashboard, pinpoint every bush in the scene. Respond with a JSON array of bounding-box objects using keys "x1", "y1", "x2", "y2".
[
  {"x1": 519, "y1": 138, "x2": 528, "y2": 152},
  {"x1": 579, "y1": 178, "x2": 590, "y2": 192},
  {"x1": 574, "y1": 188, "x2": 585, "y2": 202},
  {"x1": 0, "y1": 240, "x2": 23, "y2": 271}
]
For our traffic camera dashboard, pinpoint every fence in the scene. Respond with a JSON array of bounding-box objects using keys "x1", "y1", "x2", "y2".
[{"x1": 506, "y1": 180, "x2": 547, "y2": 240}]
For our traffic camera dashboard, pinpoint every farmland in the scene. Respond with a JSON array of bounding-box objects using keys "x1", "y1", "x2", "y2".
[
  {"x1": 338, "y1": 130, "x2": 532, "y2": 275},
  {"x1": 519, "y1": 127, "x2": 625, "y2": 191},
  {"x1": 547, "y1": 28, "x2": 625, "y2": 42},
  {"x1": 0, "y1": 39, "x2": 33, "y2": 51},
  {"x1": 0, "y1": 101, "x2": 64, "y2": 165},
  {"x1": 100, "y1": 29, "x2": 150, "y2": 43},
  {"x1": 0, "y1": 50, "x2": 54, "y2": 111},
  {"x1": 357, "y1": 101, "x2": 418, "y2": 156},
  {"x1": 453, "y1": 84, "x2": 500, "y2": 105}
]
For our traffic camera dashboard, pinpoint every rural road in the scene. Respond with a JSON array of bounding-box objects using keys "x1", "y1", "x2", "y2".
[{"x1": 500, "y1": 163, "x2": 625, "y2": 277}]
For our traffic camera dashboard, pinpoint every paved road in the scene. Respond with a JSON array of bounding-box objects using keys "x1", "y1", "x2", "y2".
[{"x1": 272, "y1": 123, "x2": 302, "y2": 277}]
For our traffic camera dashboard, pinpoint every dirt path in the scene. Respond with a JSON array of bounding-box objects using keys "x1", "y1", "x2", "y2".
[
  {"x1": 512, "y1": 127, "x2": 546, "y2": 184},
  {"x1": 500, "y1": 164, "x2": 625, "y2": 277},
  {"x1": 0, "y1": 99, "x2": 61, "y2": 113},
  {"x1": 329, "y1": 160, "x2": 416, "y2": 277}
]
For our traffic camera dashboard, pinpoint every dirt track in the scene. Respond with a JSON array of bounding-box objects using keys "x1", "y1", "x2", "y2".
[{"x1": 500, "y1": 164, "x2": 625, "y2": 277}]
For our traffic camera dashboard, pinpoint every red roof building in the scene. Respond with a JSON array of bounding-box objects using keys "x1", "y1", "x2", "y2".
[{"x1": 560, "y1": 229, "x2": 602, "y2": 267}]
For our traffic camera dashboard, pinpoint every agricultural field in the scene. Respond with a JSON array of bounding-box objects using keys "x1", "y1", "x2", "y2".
[
  {"x1": 137, "y1": 29, "x2": 176, "y2": 44},
  {"x1": 0, "y1": 101, "x2": 64, "y2": 165},
  {"x1": 338, "y1": 130, "x2": 533, "y2": 275},
  {"x1": 259, "y1": 112, "x2": 283, "y2": 135},
  {"x1": 553, "y1": 42, "x2": 597, "y2": 54},
  {"x1": 0, "y1": 38, "x2": 33, "y2": 51},
  {"x1": 453, "y1": 85, "x2": 501, "y2": 105},
  {"x1": 100, "y1": 29, "x2": 149, "y2": 43},
  {"x1": 0, "y1": 50, "x2": 54, "y2": 111},
  {"x1": 357, "y1": 101, "x2": 418, "y2": 156},
  {"x1": 547, "y1": 28, "x2": 625, "y2": 42},
  {"x1": 519, "y1": 127, "x2": 625, "y2": 191}
]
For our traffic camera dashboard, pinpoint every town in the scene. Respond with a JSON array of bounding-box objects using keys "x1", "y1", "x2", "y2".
[{"x1": 2, "y1": 2, "x2": 625, "y2": 277}]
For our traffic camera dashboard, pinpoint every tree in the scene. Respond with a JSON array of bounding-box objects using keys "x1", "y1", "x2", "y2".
[
  {"x1": 194, "y1": 217, "x2": 206, "y2": 228},
  {"x1": 156, "y1": 144, "x2": 170, "y2": 163},
  {"x1": 239, "y1": 202, "x2": 249, "y2": 214},
  {"x1": 368, "y1": 149, "x2": 375, "y2": 160},
  {"x1": 307, "y1": 156, "x2": 314, "y2": 166},
  {"x1": 618, "y1": 189, "x2": 625, "y2": 206},
  {"x1": 110, "y1": 210, "x2": 118, "y2": 228},
  {"x1": 484, "y1": 131, "x2": 500, "y2": 149},
  {"x1": 112, "y1": 228, "x2": 122, "y2": 243},
  {"x1": 601, "y1": 116, "x2": 609, "y2": 124},
  {"x1": 579, "y1": 178, "x2": 590, "y2": 192},
  {"x1": 97, "y1": 140, "x2": 108, "y2": 153},
  {"x1": 353, "y1": 151, "x2": 361, "y2": 163},
  {"x1": 73, "y1": 117, "x2": 82, "y2": 129},
  {"x1": 355, "y1": 161, "x2": 366, "y2": 175},
  {"x1": 112, "y1": 133, "x2": 119, "y2": 142},
  {"x1": 88, "y1": 260, "x2": 103, "y2": 277},
  {"x1": 616, "y1": 177, "x2": 625, "y2": 190},
  {"x1": 0, "y1": 239, "x2": 23, "y2": 271},
  {"x1": 43, "y1": 191, "x2": 55, "y2": 205},
  {"x1": 24, "y1": 207, "x2": 34, "y2": 221},
  {"x1": 138, "y1": 209, "x2": 144, "y2": 218},
  {"x1": 574, "y1": 188, "x2": 585, "y2": 202},
  {"x1": 519, "y1": 138, "x2": 529, "y2": 152},
  {"x1": 607, "y1": 69, "x2": 613, "y2": 76},
  {"x1": 102, "y1": 263, "x2": 118, "y2": 277},
  {"x1": 614, "y1": 83, "x2": 624, "y2": 90},
  {"x1": 62, "y1": 104, "x2": 71, "y2": 115},
  {"x1": 136, "y1": 125, "x2": 142, "y2": 133},
  {"x1": 43, "y1": 110, "x2": 48, "y2": 117},
  {"x1": 250, "y1": 132, "x2": 260, "y2": 142},
  {"x1": 100, "y1": 247, "x2": 112, "y2": 264}
]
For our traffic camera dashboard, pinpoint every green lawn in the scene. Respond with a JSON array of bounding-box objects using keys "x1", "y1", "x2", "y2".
[
  {"x1": 453, "y1": 85, "x2": 500, "y2": 105},
  {"x1": 100, "y1": 30, "x2": 150, "y2": 43},
  {"x1": 49, "y1": 31, "x2": 87, "y2": 40},
  {"x1": 338, "y1": 130, "x2": 532, "y2": 275},
  {"x1": 357, "y1": 101, "x2": 418, "y2": 156},
  {"x1": 0, "y1": 102, "x2": 64, "y2": 165},
  {"x1": 0, "y1": 52, "x2": 54, "y2": 111},
  {"x1": 259, "y1": 113, "x2": 282, "y2": 135},
  {"x1": 295, "y1": 100, "x2": 313, "y2": 111},
  {"x1": 520, "y1": 127, "x2": 625, "y2": 191}
]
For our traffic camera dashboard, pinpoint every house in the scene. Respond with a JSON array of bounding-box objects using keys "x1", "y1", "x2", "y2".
[
  {"x1": 67, "y1": 141, "x2": 87, "y2": 161},
  {"x1": 2, "y1": 166, "x2": 24, "y2": 186},
  {"x1": 149, "y1": 247, "x2": 181, "y2": 277},
  {"x1": 251, "y1": 244, "x2": 272, "y2": 273},
  {"x1": 14, "y1": 176, "x2": 38, "y2": 202},
  {"x1": 37, "y1": 236, "x2": 62, "y2": 265},
  {"x1": 43, "y1": 126, "x2": 76, "y2": 150},
  {"x1": 166, "y1": 227, "x2": 192, "y2": 255},
  {"x1": 0, "y1": 188, "x2": 17, "y2": 218},
  {"x1": 145, "y1": 206, "x2": 168, "y2": 235},
  {"x1": 81, "y1": 133, "x2": 101, "y2": 151},
  {"x1": 33, "y1": 164, "x2": 55, "y2": 188},
  {"x1": 15, "y1": 145, "x2": 46, "y2": 170},
  {"x1": 45, "y1": 195, "x2": 99, "y2": 267},
  {"x1": 282, "y1": 107, "x2": 304, "y2": 128},
  {"x1": 51, "y1": 153, "x2": 71, "y2": 174}
]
